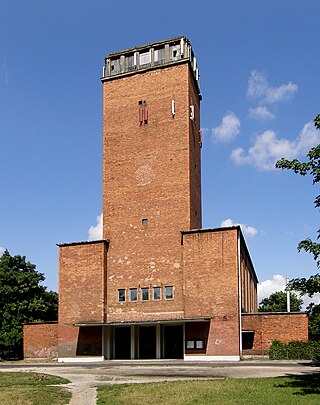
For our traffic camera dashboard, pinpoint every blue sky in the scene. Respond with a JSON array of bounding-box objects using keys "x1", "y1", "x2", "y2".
[{"x1": 1, "y1": 1, "x2": 319, "y2": 306}]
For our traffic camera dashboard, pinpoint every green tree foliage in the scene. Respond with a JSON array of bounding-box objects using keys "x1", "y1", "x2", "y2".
[
  {"x1": 0, "y1": 250, "x2": 58, "y2": 359},
  {"x1": 307, "y1": 303, "x2": 320, "y2": 341},
  {"x1": 276, "y1": 114, "x2": 320, "y2": 296},
  {"x1": 259, "y1": 291, "x2": 303, "y2": 312}
]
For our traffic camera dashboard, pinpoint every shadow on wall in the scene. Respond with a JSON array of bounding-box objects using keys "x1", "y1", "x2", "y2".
[{"x1": 76, "y1": 326, "x2": 102, "y2": 356}]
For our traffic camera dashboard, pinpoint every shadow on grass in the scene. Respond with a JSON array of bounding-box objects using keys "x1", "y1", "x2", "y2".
[{"x1": 276, "y1": 372, "x2": 320, "y2": 396}]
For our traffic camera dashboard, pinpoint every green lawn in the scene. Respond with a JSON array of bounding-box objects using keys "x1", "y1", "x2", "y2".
[
  {"x1": 97, "y1": 374, "x2": 320, "y2": 405},
  {"x1": 0, "y1": 372, "x2": 71, "y2": 405}
]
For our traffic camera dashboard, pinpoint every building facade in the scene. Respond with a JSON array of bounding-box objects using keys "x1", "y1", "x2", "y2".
[{"x1": 24, "y1": 37, "x2": 308, "y2": 361}]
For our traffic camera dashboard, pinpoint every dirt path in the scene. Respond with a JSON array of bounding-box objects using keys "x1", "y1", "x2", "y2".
[{"x1": 1, "y1": 361, "x2": 318, "y2": 404}]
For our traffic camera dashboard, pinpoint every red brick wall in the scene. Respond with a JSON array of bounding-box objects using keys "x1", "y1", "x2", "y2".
[
  {"x1": 242, "y1": 313, "x2": 308, "y2": 352},
  {"x1": 24, "y1": 323, "x2": 58, "y2": 359},
  {"x1": 102, "y1": 62, "x2": 201, "y2": 322},
  {"x1": 58, "y1": 241, "x2": 107, "y2": 357},
  {"x1": 182, "y1": 228, "x2": 240, "y2": 357}
]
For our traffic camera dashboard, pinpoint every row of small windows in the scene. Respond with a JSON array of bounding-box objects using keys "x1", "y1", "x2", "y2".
[
  {"x1": 118, "y1": 286, "x2": 174, "y2": 303},
  {"x1": 110, "y1": 45, "x2": 181, "y2": 76}
]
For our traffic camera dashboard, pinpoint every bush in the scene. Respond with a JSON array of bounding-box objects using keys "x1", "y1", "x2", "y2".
[{"x1": 269, "y1": 340, "x2": 320, "y2": 360}]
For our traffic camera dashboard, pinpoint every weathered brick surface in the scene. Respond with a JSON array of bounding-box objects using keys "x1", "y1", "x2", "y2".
[
  {"x1": 58, "y1": 241, "x2": 107, "y2": 357},
  {"x1": 23, "y1": 323, "x2": 58, "y2": 358},
  {"x1": 242, "y1": 313, "x2": 308, "y2": 352},
  {"x1": 182, "y1": 229, "x2": 240, "y2": 356},
  {"x1": 102, "y1": 62, "x2": 201, "y2": 322}
]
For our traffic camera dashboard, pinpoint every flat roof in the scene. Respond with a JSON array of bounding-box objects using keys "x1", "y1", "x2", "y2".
[
  {"x1": 57, "y1": 239, "x2": 109, "y2": 247},
  {"x1": 70, "y1": 317, "x2": 210, "y2": 327},
  {"x1": 106, "y1": 36, "x2": 187, "y2": 59}
]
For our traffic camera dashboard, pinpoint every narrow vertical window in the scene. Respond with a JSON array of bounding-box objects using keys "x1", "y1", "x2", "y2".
[
  {"x1": 143, "y1": 101, "x2": 148, "y2": 124},
  {"x1": 129, "y1": 288, "x2": 137, "y2": 302},
  {"x1": 118, "y1": 289, "x2": 126, "y2": 302},
  {"x1": 171, "y1": 99, "x2": 175, "y2": 117},
  {"x1": 139, "y1": 100, "x2": 143, "y2": 125},
  {"x1": 153, "y1": 286, "x2": 161, "y2": 300},
  {"x1": 164, "y1": 286, "x2": 174, "y2": 300},
  {"x1": 190, "y1": 105, "x2": 195, "y2": 120},
  {"x1": 141, "y1": 287, "x2": 149, "y2": 301}
]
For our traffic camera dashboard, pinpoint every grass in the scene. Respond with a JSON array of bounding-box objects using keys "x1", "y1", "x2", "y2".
[
  {"x1": 0, "y1": 372, "x2": 71, "y2": 405},
  {"x1": 97, "y1": 374, "x2": 320, "y2": 405}
]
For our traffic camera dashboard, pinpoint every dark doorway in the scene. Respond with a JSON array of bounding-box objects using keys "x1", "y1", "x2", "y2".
[
  {"x1": 139, "y1": 326, "x2": 156, "y2": 359},
  {"x1": 242, "y1": 331, "x2": 254, "y2": 350},
  {"x1": 164, "y1": 325, "x2": 183, "y2": 359},
  {"x1": 114, "y1": 327, "x2": 131, "y2": 359}
]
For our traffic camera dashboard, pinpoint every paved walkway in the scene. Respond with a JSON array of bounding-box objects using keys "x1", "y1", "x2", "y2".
[{"x1": 1, "y1": 360, "x2": 319, "y2": 405}]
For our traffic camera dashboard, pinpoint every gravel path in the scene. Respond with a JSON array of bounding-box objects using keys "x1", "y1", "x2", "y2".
[{"x1": 1, "y1": 361, "x2": 318, "y2": 404}]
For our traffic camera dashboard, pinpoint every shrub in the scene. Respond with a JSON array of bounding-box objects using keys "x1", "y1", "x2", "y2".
[{"x1": 269, "y1": 340, "x2": 320, "y2": 360}]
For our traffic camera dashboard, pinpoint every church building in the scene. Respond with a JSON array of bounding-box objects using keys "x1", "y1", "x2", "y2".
[{"x1": 24, "y1": 37, "x2": 308, "y2": 361}]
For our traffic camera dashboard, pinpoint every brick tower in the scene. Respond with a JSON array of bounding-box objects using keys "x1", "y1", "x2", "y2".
[{"x1": 101, "y1": 37, "x2": 202, "y2": 325}]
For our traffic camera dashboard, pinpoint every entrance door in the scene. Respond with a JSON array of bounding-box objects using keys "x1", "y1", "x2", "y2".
[
  {"x1": 114, "y1": 327, "x2": 131, "y2": 359},
  {"x1": 139, "y1": 326, "x2": 156, "y2": 359},
  {"x1": 164, "y1": 325, "x2": 183, "y2": 359}
]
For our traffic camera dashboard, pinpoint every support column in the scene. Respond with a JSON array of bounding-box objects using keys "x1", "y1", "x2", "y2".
[
  {"x1": 130, "y1": 325, "x2": 135, "y2": 359},
  {"x1": 156, "y1": 324, "x2": 161, "y2": 359},
  {"x1": 103, "y1": 327, "x2": 111, "y2": 360}
]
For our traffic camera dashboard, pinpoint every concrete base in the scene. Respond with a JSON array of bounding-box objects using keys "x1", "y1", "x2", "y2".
[
  {"x1": 184, "y1": 355, "x2": 240, "y2": 361},
  {"x1": 58, "y1": 356, "x2": 104, "y2": 363}
]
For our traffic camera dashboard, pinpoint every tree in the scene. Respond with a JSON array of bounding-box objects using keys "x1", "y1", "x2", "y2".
[
  {"x1": 0, "y1": 250, "x2": 58, "y2": 359},
  {"x1": 276, "y1": 114, "x2": 320, "y2": 297},
  {"x1": 259, "y1": 290, "x2": 303, "y2": 312}
]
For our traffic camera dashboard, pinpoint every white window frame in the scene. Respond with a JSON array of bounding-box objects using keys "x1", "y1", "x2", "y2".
[
  {"x1": 153, "y1": 286, "x2": 161, "y2": 301},
  {"x1": 164, "y1": 285, "x2": 174, "y2": 300},
  {"x1": 129, "y1": 288, "x2": 138, "y2": 302},
  {"x1": 141, "y1": 287, "x2": 149, "y2": 301}
]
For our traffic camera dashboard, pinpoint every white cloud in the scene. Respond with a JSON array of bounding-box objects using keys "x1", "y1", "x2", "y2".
[
  {"x1": 258, "y1": 274, "x2": 320, "y2": 310},
  {"x1": 249, "y1": 106, "x2": 275, "y2": 121},
  {"x1": 220, "y1": 218, "x2": 258, "y2": 237},
  {"x1": 258, "y1": 274, "x2": 287, "y2": 302},
  {"x1": 0, "y1": 246, "x2": 5, "y2": 256},
  {"x1": 247, "y1": 70, "x2": 297, "y2": 104},
  {"x1": 88, "y1": 213, "x2": 103, "y2": 241},
  {"x1": 212, "y1": 112, "x2": 240, "y2": 142},
  {"x1": 231, "y1": 120, "x2": 320, "y2": 171}
]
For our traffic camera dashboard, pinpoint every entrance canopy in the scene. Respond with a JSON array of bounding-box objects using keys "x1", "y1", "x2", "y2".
[{"x1": 71, "y1": 317, "x2": 210, "y2": 327}]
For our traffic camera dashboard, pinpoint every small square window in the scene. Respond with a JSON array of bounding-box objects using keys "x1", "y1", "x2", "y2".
[
  {"x1": 118, "y1": 289, "x2": 125, "y2": 302},
  {"x1": 153, "y1": 286, "x2": 161, "y2": 300},
  {"x1": 142, "y1": 218, "x2": 148, "y2": 225},
  {"x1": 164, "y1": 286, "x2": 173, "y2": 300},
  {"x1": 141, "y1": 287, "x2": 149, "y2": 301},
  {"x1": 129, "y1": 288, "x2": 137, "y2": 302}
]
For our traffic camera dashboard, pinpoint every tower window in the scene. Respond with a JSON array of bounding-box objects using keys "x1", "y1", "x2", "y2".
[
  {"x1": 125, "y1": 54, "x2": 135, "y2": 72},
  {"x1": 141, "y1": 287, "x2": 149, "y2": 301},
  {"x1": 139, "y1": 51, "x2": 151, "y2": 67},
  {"x1": 118, "y1": 289, "x2": 126, "y2": 302},
  {"x1": 153, "y1": 286, "x2": 161, "y2": 300},
  {"x1": 138, "y1": 101, "x2": 148, "y2": 125},
  {"x1": 142, "y1": 218, "x2": 148, "y2": 225},
  {"x1": 164, "y1": 285, "x2": 174, "y2": 300},
  {"x1": 129, "y1": 288, "x2": 138, "y2": 302},
  {"x1": 154, "y1": 47, "x2": 165, "y2": 65},
  {"x1": 110, "y1": 59, "x2": 120, "y2": 76}
]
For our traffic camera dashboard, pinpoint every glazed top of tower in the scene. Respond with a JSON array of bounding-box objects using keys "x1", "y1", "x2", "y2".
[{"x1": 101, "y1": 36, "x2": 201, "y2": 99}]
